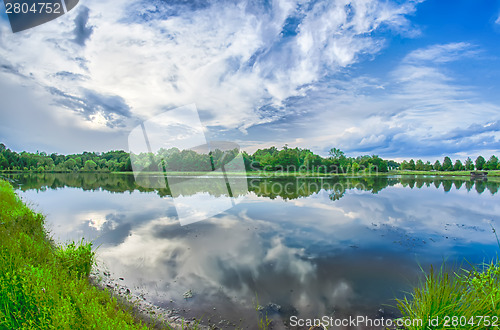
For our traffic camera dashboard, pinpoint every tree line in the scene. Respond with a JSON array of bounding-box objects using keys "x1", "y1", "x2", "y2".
[
  {"x1": 131, "y1": 145, "x2": 392, "y2": 173},
  {"x1": 0, "y1": 143, "x2": 132, "y2": 172},
  {"x1": 0, "y1": 143, "x2": 392, "y2": 173},
  {"x1": 2, "y1": 142, "x2": 498, "y2": 173},
  {"x1": 242, "y1": 146, "x2": 391, "y2": 173},
  {"x1": 400, "y1": 155, "x2": 499, "y2": 171}
]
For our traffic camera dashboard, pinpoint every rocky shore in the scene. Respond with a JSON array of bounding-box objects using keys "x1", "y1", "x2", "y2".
[{"x1": 90, "y1": 268, "x2": 210, "y2": 330}]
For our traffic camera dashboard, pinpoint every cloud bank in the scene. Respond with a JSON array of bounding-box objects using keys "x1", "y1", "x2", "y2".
[{"x1": 0, "y1": 0, "x2": 499, "y2": 159}]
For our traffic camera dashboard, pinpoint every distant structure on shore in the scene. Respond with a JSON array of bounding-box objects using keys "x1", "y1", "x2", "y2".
[{"x1": 470, "y1": 171, "x2": 488, "y2": 180}]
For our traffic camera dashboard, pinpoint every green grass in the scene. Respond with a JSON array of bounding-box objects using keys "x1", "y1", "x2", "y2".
[
  {"x1": 396, "y1": 261, "x2": 500, "y2": 329},
  {"x1": 0, "y1": 179, "x2": 152, "y2": 329},
  {"x1": 254, "y1": 294, "x2": 272, "y2": 330}
]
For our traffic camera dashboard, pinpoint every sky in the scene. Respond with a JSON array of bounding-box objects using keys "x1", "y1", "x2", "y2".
[{"x1": 0, "y1": 0, "x2": 500, "y2": 161}]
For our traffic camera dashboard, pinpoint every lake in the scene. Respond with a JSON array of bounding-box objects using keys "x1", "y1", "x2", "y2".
[{"x1": 5, "y1": 173, "x2": 500, "y2": 329}]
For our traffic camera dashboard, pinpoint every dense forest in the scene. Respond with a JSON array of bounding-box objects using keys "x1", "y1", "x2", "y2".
[
  {"x1": 0, "y1": 143, "x2": 390, "y2": 173},
  {"x1": 0, "y1": 143, "x2": 132, "y2": 172},
  {"x1": 0, "y1": 142, "x2": 498, "y2": 173}
]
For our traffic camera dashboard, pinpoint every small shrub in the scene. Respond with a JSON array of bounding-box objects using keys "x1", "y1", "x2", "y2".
[
  {"x1": 397, "y1": 262, "x2": 500, "y2": 329},
  {"x1": 56, "y1": 240, "x2": 94, "y2": 278}
]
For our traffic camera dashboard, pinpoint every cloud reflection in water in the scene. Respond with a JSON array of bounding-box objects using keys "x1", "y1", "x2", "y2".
[{"x1": 14, "y1": 175, "x2": 500, "y2": 327}]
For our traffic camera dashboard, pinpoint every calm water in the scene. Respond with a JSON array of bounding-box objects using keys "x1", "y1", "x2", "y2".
[{"x1": 5, "y1": 173, "x2": 500, "y2": 328}]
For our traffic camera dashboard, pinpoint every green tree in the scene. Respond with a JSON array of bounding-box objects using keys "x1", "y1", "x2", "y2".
[
  {"x1": 486, "y1": 155, "x2": 499, "y2": 170},
  {"x1": 304, "y1": 152, "x2": 322, "y2": 171},
  {"x1": 63, "y1": 159, "x2": 77, "y2": 170},
  {"x1": 453, "y1": 159, "x2": 464, "y2": 171},
  {"x1": 259, "y1": 153, "x2": 278, "y2": 170},
  {"x1": 74, "y1": 157, "x2": 83, "y2": 168},
  {"x1": 253, "y1": 147, "x2": 278, "y2": 170},
  {"x1": 84, "y1": 160, "x2": 97, "y2": 172},
  {"x1": 276, "y1": 147, "x2": 300, "y2": 170},
  {"x1": 106, "y1": 160, "x2": 117, "y2": 172},
  {"x1": 124, "y1": 157, "x2": 133, "y2": 172},
  {"x1": 415, "y1": 159, "x2": 425, "y2": 171},
  {"x1": 433, "y1": 160, "x2": 441, "y2": 171},
  {"x1": 442, "y1": 157, "x2": 453, "y2": 171},
  {"x1": 408, "y1": 159, "x2": 415, "y2": 170},
  {"x1": 475, "y1": 156, "x2": 486, "y2": 170},
  {"x1": 371, "y1": 156, "x2": 388, "y2": 172},
  {"x1": 464, "y1": 157, "x2": 474, "y2": 170},
  {"x1": 0, "y1": 153, "x2": 9, "y2": 170},
  {"x1": 387, "y1": 160, "x2": 399, "y2": 170},
  {"x1": 329, "y1": 148, "x2": 349, "y2": 172},
  {"x1": 351, "y1": 162, "x2": 360, "y2": 173},
  {"x1": 329, "y1": 148, "x2": 345, "y2": 159}
]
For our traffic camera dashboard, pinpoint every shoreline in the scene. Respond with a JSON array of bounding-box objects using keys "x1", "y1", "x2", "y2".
[
  {"x1": 0, "y1": 179, "x2": 201, "y2": 330},
  {"x1": 89, "y1": 267, "x2": 208, "y2": 330}
]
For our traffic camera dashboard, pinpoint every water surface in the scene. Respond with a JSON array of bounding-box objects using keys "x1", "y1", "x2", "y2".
[{"x1": 6, "y1": 173, "x2": 500, "y2": 328}]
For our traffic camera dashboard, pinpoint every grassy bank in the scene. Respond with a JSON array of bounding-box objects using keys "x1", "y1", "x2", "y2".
[
  {"x1": 397, "y1": 261, "x2": 500, "y2": 329},
  {"x1": 0, "y1": 179, "x2": 150, "y2": 329}
]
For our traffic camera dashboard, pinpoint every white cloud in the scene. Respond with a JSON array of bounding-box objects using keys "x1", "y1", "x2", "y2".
[
  {"x1": 4, "y1": 1, "x2": 497, "y2": 160},
  {"x1": 403, "y1": 42, "x2": 479, "y2": 64},
  {"x1": 0, "y1": 0, "x2": 420, "y2": 152},
  {"x1": 250, "y1": 41, "x2": 500, "y2": 159}
]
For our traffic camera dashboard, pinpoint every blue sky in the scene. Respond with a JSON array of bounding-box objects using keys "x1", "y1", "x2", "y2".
[{"x1": 0, "y1": 0, "x2": 499, "y2": 160}]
